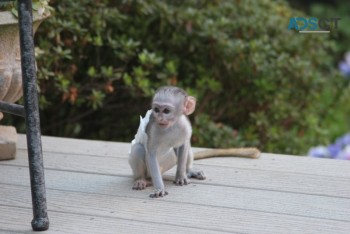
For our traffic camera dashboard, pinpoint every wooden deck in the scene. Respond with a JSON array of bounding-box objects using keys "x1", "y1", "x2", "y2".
[{"x1": 0, "y1": 134, "x2": 350, "y2": 233}]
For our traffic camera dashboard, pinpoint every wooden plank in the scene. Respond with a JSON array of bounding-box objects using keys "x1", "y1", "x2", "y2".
[
  {"x1": 16, "y1": 134, "x2": 350, "y2": 178},
  {"x1": 1, "y1": 166, "x2": 349, "y2": 222},
  {"x1": 3, "y1": 150, "x2": 350, "y2": 198},
  {"x1": 17, "y1": 134, "x2": 129, "y2": 157},
  {"x1": 0, "y1": 205, "x2": 225, "y2": 234},
  {"x1": 195, "y1": 153, "x2": 350, "y2": 178},
  {"x1": 1, "y1": 184, "x2": 350, "y2": 234}
]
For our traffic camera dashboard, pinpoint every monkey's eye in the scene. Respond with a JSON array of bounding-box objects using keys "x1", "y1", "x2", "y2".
[
  {"x1": 154, "y1": 107, "x2": 160, "y2": 113},
  {"x1": 163, "y1": 108, "x2": 170, "y2": 114}
]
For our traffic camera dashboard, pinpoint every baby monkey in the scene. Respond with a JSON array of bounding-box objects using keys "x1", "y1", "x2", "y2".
[{"x1": 129, "y1": 86, "x2": 260, "y2": 198}]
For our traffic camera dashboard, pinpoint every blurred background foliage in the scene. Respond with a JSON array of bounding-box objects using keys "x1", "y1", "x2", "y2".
[{"x1": 3, "y1": 0, "x2": 350, "y2": 155}]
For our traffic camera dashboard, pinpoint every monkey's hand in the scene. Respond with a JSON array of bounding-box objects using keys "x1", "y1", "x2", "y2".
[
  {"x1": 174, "y1": 176, "x2": 191, "y2": 186},
  {"x1": 150, "y1": 189, "x2": 168, "y2": 198}
]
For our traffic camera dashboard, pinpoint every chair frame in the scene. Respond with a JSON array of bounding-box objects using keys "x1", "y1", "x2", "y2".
[{"x1": 0, "y1": 0, "x2": 49, "y2": 231}]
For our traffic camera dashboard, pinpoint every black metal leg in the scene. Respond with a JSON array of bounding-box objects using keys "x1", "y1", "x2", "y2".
[{"x1": 18, "y1": 0, "x2": 49, "y2": 231}]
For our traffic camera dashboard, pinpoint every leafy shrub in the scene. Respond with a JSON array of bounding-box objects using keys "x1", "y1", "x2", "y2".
[{"x1": 4, "y1": 0, "x2": 347, "y2": 155}]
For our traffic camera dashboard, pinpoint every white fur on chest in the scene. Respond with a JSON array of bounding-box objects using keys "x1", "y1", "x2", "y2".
[
  {"x1": 149, "y1": 115, "x2": 192, "y2": 156},
  {"x1": 130, "y1": 110, "x2": 192, "y2": 157}
]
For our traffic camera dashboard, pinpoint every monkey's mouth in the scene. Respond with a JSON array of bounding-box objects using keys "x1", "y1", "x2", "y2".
[{"x1": 158, "y1": 123, "x2": 169, "y2": 128}]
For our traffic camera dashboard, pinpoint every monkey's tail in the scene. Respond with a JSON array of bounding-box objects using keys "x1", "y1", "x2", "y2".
[{"x1": 193, "y1": 148, "x2": 261, "y2": 160}]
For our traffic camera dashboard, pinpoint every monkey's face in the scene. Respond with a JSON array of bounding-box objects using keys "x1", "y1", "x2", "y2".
[{"x1": 152, "y1": 103, "x2": 178, "y2": 129}]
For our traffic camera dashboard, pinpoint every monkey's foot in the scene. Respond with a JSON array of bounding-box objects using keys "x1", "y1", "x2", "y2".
[
  {"x1": 188, "y1": 170, "x2": 206, "y2": 180},
  {"x1": 149, "y1": 189, "x2": 168, "y2": 198},
  {"x1": 173, "y1": 177, "x2": 190, "y2": 186},
  {"x1": 132, "y1": 179, "x2": 151, "y2": 190}
]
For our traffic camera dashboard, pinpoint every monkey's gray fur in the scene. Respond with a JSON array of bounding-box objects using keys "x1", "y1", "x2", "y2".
[{"x1": 129, "y1": 86, "x2": 205, "y2": 198}]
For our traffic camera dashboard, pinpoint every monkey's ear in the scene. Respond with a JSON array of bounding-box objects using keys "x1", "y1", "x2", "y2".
[{"x1": 184, "y1": 96, "x2": 196, "y2": 115}]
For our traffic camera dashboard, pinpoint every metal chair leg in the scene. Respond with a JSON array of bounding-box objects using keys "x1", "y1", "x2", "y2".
[{"x1": 18, "y1": 0, "x2": 49, "y2": 231}]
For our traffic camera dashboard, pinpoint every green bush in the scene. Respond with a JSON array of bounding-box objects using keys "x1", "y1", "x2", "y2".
[{"x1": 4, "y1": 0, "x2": 348, "y2": 155}]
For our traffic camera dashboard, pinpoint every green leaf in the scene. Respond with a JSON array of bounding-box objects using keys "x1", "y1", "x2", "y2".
[{"x1": 88, "y1": 67, "x2": 96, "y2": 77}]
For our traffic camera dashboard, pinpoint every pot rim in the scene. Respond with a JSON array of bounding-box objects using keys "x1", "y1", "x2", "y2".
[{"x1": 0, "y1": 10, "x2": 50, "y2": 26}]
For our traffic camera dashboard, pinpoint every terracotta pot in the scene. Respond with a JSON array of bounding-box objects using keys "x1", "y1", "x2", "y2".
[
  {"x1": 0, "y1": 11, "x2": 49, "y2": 160},
  {"x1": 0, "y1": 11, "x2": 49, "y2": 118}
]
